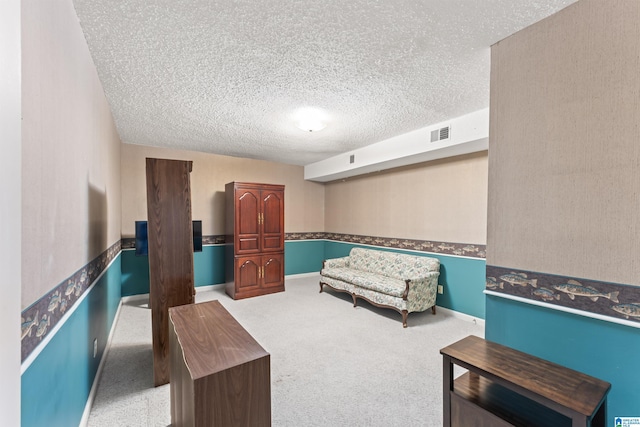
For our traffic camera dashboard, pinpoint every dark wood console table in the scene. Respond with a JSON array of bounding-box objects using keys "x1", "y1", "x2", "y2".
[
  {"x1": 440, "y1": 335, "x2": 610, "y2": 427},
  {"x1": 169, "y1": 300, "x2": 271, "y2": 426}
]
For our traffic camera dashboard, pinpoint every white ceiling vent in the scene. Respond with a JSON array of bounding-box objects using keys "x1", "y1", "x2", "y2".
[{"x1": 430, "y1": 125, "x2": 451, "y2": 142}]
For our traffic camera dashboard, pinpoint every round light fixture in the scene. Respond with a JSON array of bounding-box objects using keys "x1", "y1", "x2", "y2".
[
  {"x1": 294, "y1": 107, "x2": 328, "y2": 132},
  {"x1": 297, "y1": 118, "x2": 326, "y2": 132}
]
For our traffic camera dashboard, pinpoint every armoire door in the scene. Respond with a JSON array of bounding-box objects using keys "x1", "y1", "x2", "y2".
[
  {"x1": 262, "y1": 254, "x2": 284, "y2": 289},
  {"x1": 236, "y1": 256, "x2": 262, "y2": 291},
  {"x1": 235, "y1": 188, "x2": 260, "y2": 254},
  {"x1": 261, "y1": 189, "x2": 284, "y2": 252}
]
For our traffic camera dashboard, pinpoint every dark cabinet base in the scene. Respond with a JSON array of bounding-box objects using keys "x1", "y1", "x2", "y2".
[
  {"x1": 225, "y1": 253, "x2": 285, "y2": 299},
  {"x1": 225, "y1": 282, "x2": 285, "y2": 300}
]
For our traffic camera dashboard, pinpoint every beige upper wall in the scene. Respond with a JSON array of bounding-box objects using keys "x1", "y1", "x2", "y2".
[
  {"x1": 488, "y1": 0, "x2": 640, "y2": 285},
  {"x1": 121, "y1": 144, "x2": 325, "y2": 237},
  {"x1": 324, "y1": 151, "x2": 488, "y2": 244},
  {"x1": 2, "y1": 1, "x2": 22, "y2": 422},
  {"x1": 21, "y1": 0, "x2": 122, "y2": 308}
]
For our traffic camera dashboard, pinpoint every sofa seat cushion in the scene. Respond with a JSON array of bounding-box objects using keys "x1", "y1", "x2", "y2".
[
  {"x1": 322, "y1": 267, "x2": 406, "y2": 298},
  {"x1": 351, "y1": 271, "x2": 407, "y2": 298},
  {"x1": 320, "y1": 274, "x2": 356, "y2": 294},
  {"x1": 321, "y1": 267, "x2": 358, "y2": 283}
]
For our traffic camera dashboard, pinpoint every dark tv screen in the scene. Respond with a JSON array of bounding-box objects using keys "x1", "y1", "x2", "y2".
[
  {"x1": 134, "y1": 221, "x2": 148, "y2": 256},
  {"x1": 135, "y1": 220, "x2": 203, "y2": 256},
  {"x1": 192, "y1": 220, "x2": 203, "y2": 252}
]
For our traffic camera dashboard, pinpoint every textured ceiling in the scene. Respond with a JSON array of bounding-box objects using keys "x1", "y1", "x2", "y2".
[{"x1": 73, "y1": 0, "x2": 576, "y2": 166}]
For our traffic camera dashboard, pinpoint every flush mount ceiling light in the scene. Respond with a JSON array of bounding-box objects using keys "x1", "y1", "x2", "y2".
[
  {"x1": 298, "y1": 118, "x2": 326, "y2": 132},
  {"x1": 294, "y1": 107, "x2": 328, "y2": 132}
]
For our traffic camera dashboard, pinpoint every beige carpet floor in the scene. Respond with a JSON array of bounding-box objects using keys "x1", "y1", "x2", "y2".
[{"x1": 87, "y1": 274, "x2": 484, "y2": 426}]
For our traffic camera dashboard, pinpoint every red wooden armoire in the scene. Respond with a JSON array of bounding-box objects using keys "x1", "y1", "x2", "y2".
[{"x1": 225, "y1": 182, "x2": 284, "y2": 299}]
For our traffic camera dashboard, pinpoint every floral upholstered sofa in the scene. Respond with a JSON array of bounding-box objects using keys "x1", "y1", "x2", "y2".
[{"x1": 319, "y1": 247, "x2": 440, "y2": 327}]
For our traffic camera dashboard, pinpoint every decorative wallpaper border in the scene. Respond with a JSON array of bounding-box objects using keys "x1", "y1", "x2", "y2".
[
  {"x1": 486, "y1": 265, "x2": 640, "y2": 324},
  {"x1": 121, "y1": 234, "x2": 226, "y2": 249},
  {"x1": 202, "y1": 235, "x2": 226, "y2": 245},
  {"x1": 21, "y1": 241, "x2": 121, "y2": 363},
  {"x1": 123, "y1": 233, "x2": 486, "y2": 259},
  {"x1": 285, "y1": 232, "x2": 327, "y2": 241},
  {"x1": 121, "y1": 237, "x2": 135, "y2": 249},
  {"x1": 312, "y1": 232, "x2": 486, "y2": 258}
]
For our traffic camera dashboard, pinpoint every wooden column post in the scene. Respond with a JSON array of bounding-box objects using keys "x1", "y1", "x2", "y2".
[{"x1": 146, "y1": 158, "x2": 195, "y2": 386}]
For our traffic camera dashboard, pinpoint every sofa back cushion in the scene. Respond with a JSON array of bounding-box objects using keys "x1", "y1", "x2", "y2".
[{"x1": 348, "y1": 247, "x2": 439, "y2": 279}]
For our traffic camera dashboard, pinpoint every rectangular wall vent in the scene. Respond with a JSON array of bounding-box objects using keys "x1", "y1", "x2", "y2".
[
  {"x1": 430, "y1": 125, "x2": 451, "y2": 142},
  {"x1": 349, "y1": 154, "x2": 355, "y2": 164},
  {"x1": 440, "y1": 126, "x2": 450, "y2": 140}
]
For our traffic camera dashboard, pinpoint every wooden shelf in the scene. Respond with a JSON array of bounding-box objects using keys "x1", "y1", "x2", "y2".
[{"x1": 453, "y1": 372, "x2": 571, "y2": 426}]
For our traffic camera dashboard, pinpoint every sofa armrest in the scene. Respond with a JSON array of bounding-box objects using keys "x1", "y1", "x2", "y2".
[
  {"x1": 405, "y1": 272, "x2": 440, "y2": 312},
  {"x1": 322, "y1": 256, "x2": 349, "y2": 270}
]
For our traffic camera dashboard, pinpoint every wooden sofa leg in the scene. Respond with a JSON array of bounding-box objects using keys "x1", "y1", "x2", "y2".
[
  {"x1": 319, "y1": 282, "x2": 323, "y2": 293},
  {"x1": 431, "y1": 305, "x2": 436, "y2": 315},
  {"x1": 402, "y1": 310, "x2": 408, "y2": 328},
  {"x1": 351, "y1": 293, "x2": 358, "y2": 307}
]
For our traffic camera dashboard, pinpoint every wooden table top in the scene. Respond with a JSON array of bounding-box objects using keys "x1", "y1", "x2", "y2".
[
  {"x1": 440, "y1": 335, "x2": 610, "y2": 417},
  {"x1": 169, "y1": 300, "x2": 269, "y2": 380}
]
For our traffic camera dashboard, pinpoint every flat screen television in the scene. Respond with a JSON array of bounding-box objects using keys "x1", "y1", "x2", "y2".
[{"x1": 135, "y1": 220, "x2": 203, "y2": 256}]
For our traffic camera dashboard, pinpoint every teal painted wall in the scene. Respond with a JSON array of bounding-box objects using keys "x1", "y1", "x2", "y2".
[
  {"x1": 121, "y1": 245, "x2": 226, "y2": 296},
  {"x1": 486, "y1": 295, "x2": 640, "y2": 426},
  {"x1": 323, "y1": 241, "x2": 486, "y2": 318},
  {"x1": 430, "y1": 254, "x2": 485, "y2": 318},
  {"x1": 193, "y1": 245, "x2": 225, "y2": 287},
  {"x1": 285, "y1": 240, "x2": 325, "y2": 275},
  {"x1": 120, "y1": 249, "x2": 150, "y2": 296},
  {"x1": 323, "y1": 240, "x2": 355, "y2": 259},
  {"x1": 21, "y1": 255, "x2": 122, "y2": 427}
]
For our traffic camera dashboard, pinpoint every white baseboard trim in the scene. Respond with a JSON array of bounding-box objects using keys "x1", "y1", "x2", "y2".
[
  {"x1": 120, "y1": 293, "x2": 149, "y2": 304},
  {"x1": 436, "y1": 306, "x2": 485, "y2": 327},
  {"x1": 194, "y1": 284, "x2": 225, "y2": 294},
  {"x1": 79, "y1": 298, "x2": 124, "y2": 427},
  {"x1": 286, "y1": 272, "x2": 320, "y2": 280}
]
